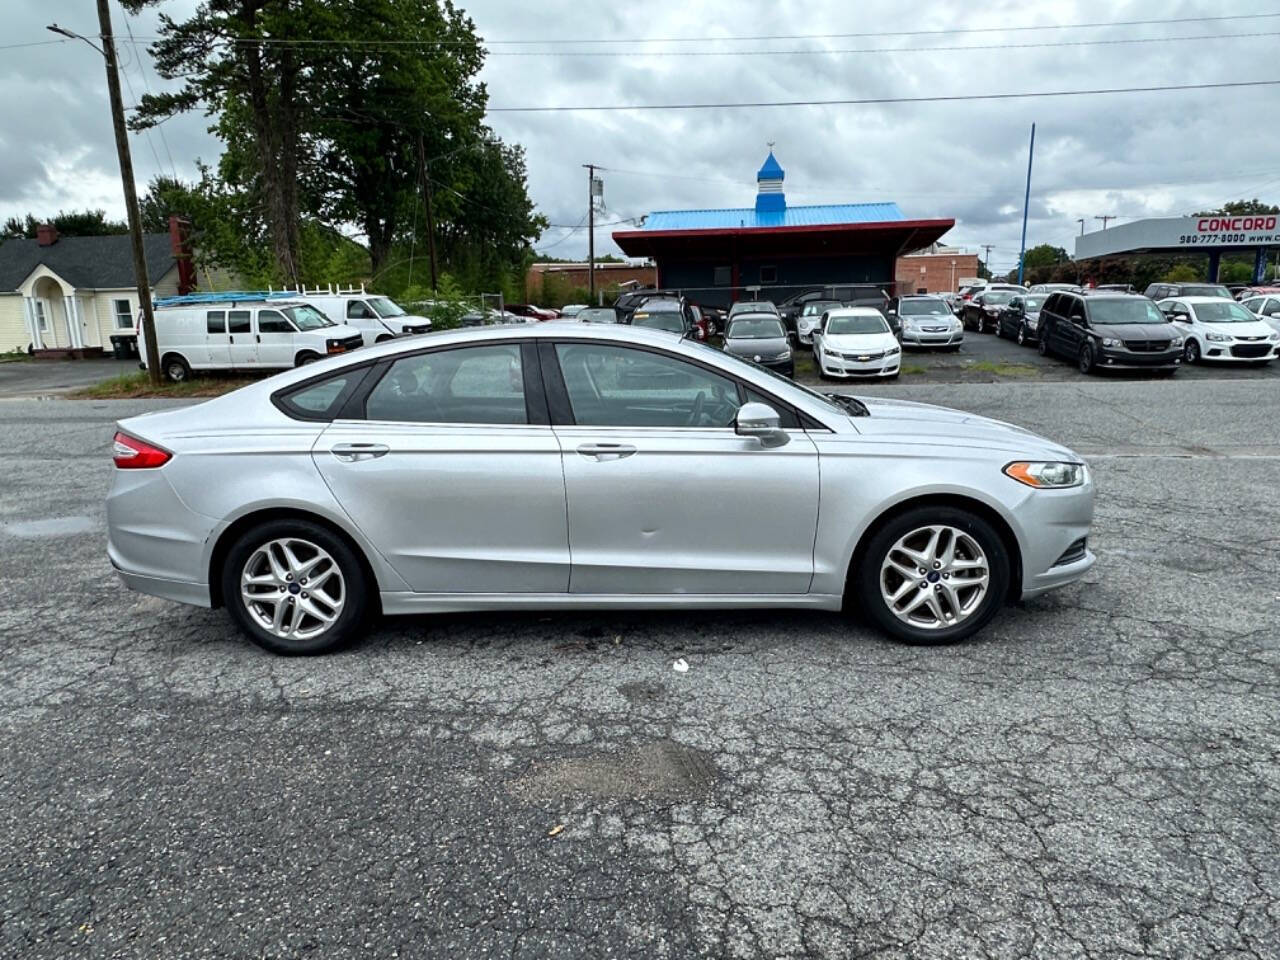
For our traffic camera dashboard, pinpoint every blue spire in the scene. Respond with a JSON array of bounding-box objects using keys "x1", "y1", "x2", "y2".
[{"x1": 757, "y1": 150, "x2": 785, "y2": 182}]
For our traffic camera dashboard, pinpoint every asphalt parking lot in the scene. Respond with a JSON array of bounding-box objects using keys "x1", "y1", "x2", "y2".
[{"x1": 2, "y1": 380, "x2": 1278, "y2": 959}]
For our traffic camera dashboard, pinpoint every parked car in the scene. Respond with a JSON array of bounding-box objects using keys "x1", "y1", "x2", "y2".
[
  {"x1": 812, "y1": 307, "x2": 901, "y2": 380},
  {"x1": 1037, "y1": 291, "x2": 1183, "y2": 375},
  {"x1": 612, "y1": 288, "x2": 659, "y2": 319},
  {"x1": 697, "y1": 304, "x2": 726, "y2": 337},
  {"x1": 142, "y1": 297, "x2": 365, "y2": 383},
  {"x1": 1241, "y1": 294, "x2": 1280, "y2": 334},
  {"x1": 506, "y1": 303, "x2": 558, "y2": 321},
  {"x1": 796, "y1": 300, "x2": 843, "y2": 345},
  {"x1": 1159, "y1": 296, "x2": 1280, "y2": 364},
  {"x1": 297, "y1": 291, "x2": 432, "y2": 347},
  {"x1": 895, "y1": 296, "x2": 964, "y2": 350},
  {"x1": 728, "y1": 299, "x2": 780, "y2": 320},
  {"x1": 576, "y1": 306, "x2": 620, "y2": 324},
  {"x1": 722, "y1": 314, "x2": 794, "y2": 377},
  {"x1": 560, "y1": 304, "x2": 588, "y2": 318},
  {"x1": 962, "y1": 290, "x2": 1015, "y2": 333},
  {"x1": 1093, "y1": 284, "x2": 1135, "y2": 294},
  {"x1": 1235, "y1": 285, "x2": 1280, "y2": 303},
  {"x1": 776, "y1": 289, "x2": 826, "y2": 329},
  {"x1": 1143, "y1": 282, "x2": 1232, "y2": 301},
  {"x1": 106, "y1": 323, "x2": 1094, "y2": 654},
  {"x1": 956, "y1": 283, "x2": 987, "y2": 315},
  {"x1": 627, "y1": 296, "x2": 701, "y2": 338},
  {"x1": 996, "y1": 294, "x2": 1047, "y2": 345},
  {"x1": 1029, "y1": 283, "x2": 1081, "y2": 294}
]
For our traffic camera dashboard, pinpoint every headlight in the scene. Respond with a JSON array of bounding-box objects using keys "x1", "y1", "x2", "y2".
[
  {"x1": 1269, "y1": 333, "x2": 1279, "y2": 342},
  {"x1": 951, "y1": 319, "x2": 963, "y2": 330},
  {"x1": 1100, "y1": 337, "x2": 1121, "y2": 347},
  {"x1": 776, "y1": 348, "x2": 792, "y2": 360},
  {"x1": 1004, "y1": 461, "x2": 1087, "y2": 489},
  {"x1": 1026, "y1": 317, "x2": 1038, "y2": 329},
  {"x1": 823, "y1": 348, "x2": 839, "y2": 357},
  {"x1": 886, "y1": 346, "x2": 901, "y2": 355},
  {"x1": 1205, "y1": 332, "x2": 1232, "y2": 342},
  {"x1": 1171, "y1": 336, "x2": 1184, "y2": 347}
]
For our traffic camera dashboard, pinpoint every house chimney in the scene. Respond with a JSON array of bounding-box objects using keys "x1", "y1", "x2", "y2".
[{"x1": 36, "y1": 223, "x2": 58, "y2": 246}]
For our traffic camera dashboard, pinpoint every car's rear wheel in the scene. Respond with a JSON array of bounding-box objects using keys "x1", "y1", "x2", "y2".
[
  {"x1": 854, "y1": 506, "x2": 1010, "y2": 645},
  {"x1": 162, "y1": 354, "x2": 190, "y2": 383},
  {"x1": 1184, "y1": 340, "x2": 1200, "y2": 364},
  {"x1": 222, "y1": 519, "x2": 369, "y2": 655}
]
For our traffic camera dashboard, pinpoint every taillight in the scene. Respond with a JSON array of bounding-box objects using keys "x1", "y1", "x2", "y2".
[{"x1": 112, "y1": 431, "x2": 171, "y2": 469}]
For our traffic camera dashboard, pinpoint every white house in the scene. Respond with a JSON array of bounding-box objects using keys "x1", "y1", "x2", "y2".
[{"x1": 0, "y1": 225, "x2": 184, "y2": 355}]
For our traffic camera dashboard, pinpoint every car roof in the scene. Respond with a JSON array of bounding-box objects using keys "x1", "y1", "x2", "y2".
[
  {"x1": 825, "y1": 306, "x2": 889, "y2": 318},
  {"x1": 899, "y1": 294, "x2": 946, "y2": 300},
  {"x1": 1168, "y1": 295, "x2": 1249, "y2": 304},
  {"x1": 727, "y1": 312, "x2": 784, "y2": 322}
]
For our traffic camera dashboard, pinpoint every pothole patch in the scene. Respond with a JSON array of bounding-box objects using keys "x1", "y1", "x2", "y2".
[
  {"x1": 1, "y1": 516, "x2": 99, "y2": 539},
  {"x1": 510, "y1": 739, "x2": 718, "y2": 802}
]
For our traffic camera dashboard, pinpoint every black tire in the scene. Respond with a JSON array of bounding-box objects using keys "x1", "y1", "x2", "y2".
[
  {"x1": 295, "y1": 351, "x2": 322, "y2": 367},
  {"x1": 974, "y1": 314, "x2": 984, "y2": 334},
  {"x1": 993, "y1": 319, "x2": 1003, "y2": 338},
  {"x1": 1037, "y1": 334, "x2": 1050, "y2": 358},
  {"x1": 375, "y1": 335, "x2": 394, "y2": 344},
  {"x1": 853, "y1": 505, "x2": 1011, "y2": 646},
  {"x1": 162, "y1": 353, "x2": 191, "y2": 383},
  {"x1": 1184, "y1": 340, "x2": 1200, "y2": 364},
  {"x1": 1078, "y1": 343, "x2": 1096, "y2": 375},
  {"x1": 221, "y1": 518, "x2": 370, "y2": 656},
  {"x1": 1016, "y1": 324, "x2": 1028, "y2": 346}
]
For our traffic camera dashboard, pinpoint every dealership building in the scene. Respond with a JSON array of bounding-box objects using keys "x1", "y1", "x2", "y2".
[
  {"x1": 1075, "y1": 214, "x2": 1280, "y2": 282},
  {"x1": 612, "y1": 152, "x2": 954, "y2": 308}
]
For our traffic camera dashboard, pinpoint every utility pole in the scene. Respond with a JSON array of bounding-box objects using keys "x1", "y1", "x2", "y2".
[
  {"x1": 417, "y1": 133, "x2": 438, "y2": 292},
  {"x1": 1016, "y1": 122, "x2": 1035, "y2": 286},
  {"x1": 583, "y1": 164, "x2": 598, "y2": 301},
  {"x1": 50, "y1": 10, "x2": 160, "y2": 384},
  {"x1": 1077, "y1": 218, "x2": 1086, "y2": 235},
  {"x1": 981, "y1": 244, "x2": 994, "y2": 277},
  {"x1": 1095, "y1": 215, "x2": 1116, "y2": 230}
]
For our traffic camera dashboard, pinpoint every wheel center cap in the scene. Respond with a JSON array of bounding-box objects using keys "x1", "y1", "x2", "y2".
[
  {"x1": 288, "y1": 582, "x2": 301, "y2": 595},
  {"x1": 927, "y1": 571, "x2": 941, "y2": 583}
]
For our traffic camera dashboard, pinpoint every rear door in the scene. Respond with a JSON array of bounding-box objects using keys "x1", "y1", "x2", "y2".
[
  {"x1": 544, "y1": 339, "x2": 819, "y2": 595},
  {"x1": 313, "y1": 341, "x2": 569, "y2": 593},
  {"x1": 205, "y1": 310, "x2": 231, "y2": 366},
  {"x1": 227, "y1": 309, "x2": 256, "y2": 368}
]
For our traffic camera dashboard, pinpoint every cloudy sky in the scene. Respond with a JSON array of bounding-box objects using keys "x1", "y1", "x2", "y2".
[{"x1": 4, "y1": 0, "x2": 1279, "y2": 275}]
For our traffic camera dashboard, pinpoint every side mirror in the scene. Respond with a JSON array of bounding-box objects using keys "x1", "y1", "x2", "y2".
[{"x1": 735, "y1": 401, "x2": 789, "y2": 448}]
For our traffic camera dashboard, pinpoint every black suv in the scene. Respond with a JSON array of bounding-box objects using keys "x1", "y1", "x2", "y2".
[
  {"x1": 1037, "y1": 292, "x2": 1183, "y2": 375},
  {"x1": 1143, "y1": 282, "x2": 1232, "y2": 301}
]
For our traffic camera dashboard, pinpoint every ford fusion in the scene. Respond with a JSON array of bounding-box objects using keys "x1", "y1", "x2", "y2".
[{"x1": 107, "y1": 325, "x2": 1095, "y2": 655}]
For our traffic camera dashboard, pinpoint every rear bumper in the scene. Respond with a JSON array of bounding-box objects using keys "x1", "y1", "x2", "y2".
[{"x1": 113, "y1": 565, "x2": 211, "y2": 607}]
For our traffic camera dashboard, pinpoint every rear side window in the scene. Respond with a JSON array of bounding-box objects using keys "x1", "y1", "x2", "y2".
[
  {"x1": 1042, "y1": 294, "x2": 1061, "y2": 315},
  {"x1": 207, "y1": 310, "x2": 226, "y2": 334},
  {"x1": 1068, "y1": 298, "x2": 1086, "y2": 321},
  {"x1": 275, "y1": 371, "x2": 361, "y2": 421},
  {"x1": 365, "y1": 345, "x2": 528, "y2": 424},
  {"x1": 228, "y1": 310, "x2": 251, "y2": 334}
]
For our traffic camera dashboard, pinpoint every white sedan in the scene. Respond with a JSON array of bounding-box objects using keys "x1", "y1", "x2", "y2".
[
  {"x1": 1242, "y1": 294, "x2": 1280, "y2": 335},
  {"x1": 1160, "y1": 296, "x2": 1280, "y2": 364},
  {"x1": 812, "y1": 307, "x2": 901, "y2": 380}
]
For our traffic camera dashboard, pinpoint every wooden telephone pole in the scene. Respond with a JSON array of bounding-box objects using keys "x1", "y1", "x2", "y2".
[{"x1": 417, "y1": 134, "x2": 439, "y2": 292}]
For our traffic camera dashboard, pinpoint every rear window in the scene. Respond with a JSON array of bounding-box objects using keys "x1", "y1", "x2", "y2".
[{"x1": 1181, "y1": 285, "x2": 1232, "y2": 299}]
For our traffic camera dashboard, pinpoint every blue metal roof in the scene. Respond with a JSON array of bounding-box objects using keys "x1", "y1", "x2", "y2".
[
  {"x1": 640, "y1": 202, "x2": 906, "y2": 232},
  {"x1": 757, "y1": 151, "x2": 785, "y2": 181}
]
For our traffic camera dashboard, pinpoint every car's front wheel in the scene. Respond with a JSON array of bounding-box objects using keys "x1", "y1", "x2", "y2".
[
  {"x1": 1078, "y1": 343, "x2": 1096, "y2": 375},
  {"x1": 1038, "y1": 334, "x2": 1050, "y2": 357},
  {"x1": 1184, "y1": 339, "x2": 1201, "y2": 364},
  {"x1": 1016, "y1": 323, "x2": 1028, "y2": 346},
  {"x1": 854, "y1": 506, "x2": 1010, "y2": 645},
  {"x1": 222, "y1": 519, "x2": 369, "y2": 655},
  {"x1": 162, "y1": 354, "x2": 190, "y2": 383}
]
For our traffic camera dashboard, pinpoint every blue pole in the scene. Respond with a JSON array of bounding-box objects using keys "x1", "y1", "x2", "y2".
[{"x1": 1017, "y1": 122, "x2": 1035, "y2": 286}]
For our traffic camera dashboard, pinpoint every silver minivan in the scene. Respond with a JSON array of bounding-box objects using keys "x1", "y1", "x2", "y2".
[{"x1": 142, "y1": 298, "x2": 366, "y2": 382}]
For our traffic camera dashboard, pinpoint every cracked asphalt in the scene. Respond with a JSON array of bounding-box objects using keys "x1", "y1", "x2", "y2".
[{"x1": 1, "y1": 380, "x2": 1278, "y2": 959}]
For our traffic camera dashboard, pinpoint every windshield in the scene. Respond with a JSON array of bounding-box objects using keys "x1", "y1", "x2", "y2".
[
  {"x1": 730, "y1": 301, "x2": 778, "y2": 316},
  {"x1": 827, "y1": 314, "x2": 889, "y2": 335},
  {"x1": 283, "y1": 305, "x2": 334, "y2": 330},
  {"x1": 1024, "y1": 296, "x2": 1046, "y2": 312},
  {"x1": 727, "y1": 317, "x2": 785, "y2": 339},
  {"x1": 802, "y1": 301, "x2": 842, "y2": 316},
  {"x1": 980, "y1": 291, "x2": 1013, "y2": 305},
  {"x1": 1089, "y1": 299, "x2": 1168, "y2": 325},
  {"x1": 632, "y1": 312, "x2": 684, "y2": 332},
  {"x1": 899, "y1": 300, "x2": 950, "y2": 316},
  {"x1": 578, "y1": 308, "x2": 618, "y2": 323},
  {"x1": 1182, "y1": 285, "x2": 1232, "y2": 299},
  {"x1": 368, "y1": 296, "x2": 406, "y2": 318},
  {"x1": 1192, "y1": 301, "x2": 1259, "y2": 323}
]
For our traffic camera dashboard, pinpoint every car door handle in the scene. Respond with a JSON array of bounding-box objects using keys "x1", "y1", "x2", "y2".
[
  {"x1": 577, "y1": 443, "x2": 636, "y2": 461},
  {"x1": 331, "y1": 442, "x2": 390, "y2": 462}
]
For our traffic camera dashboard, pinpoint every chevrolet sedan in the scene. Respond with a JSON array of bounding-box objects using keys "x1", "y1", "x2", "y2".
[{"x1": 107, "y1": 324, "x2": 1095, "y2": 655}]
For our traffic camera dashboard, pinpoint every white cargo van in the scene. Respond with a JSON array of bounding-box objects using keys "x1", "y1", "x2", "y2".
[
  {"x1": 141, "y1": 298, "x2": 366, "y2": 382},
  {"x1": 286, "y1": 289, "x2": 432, "y2": 346}
]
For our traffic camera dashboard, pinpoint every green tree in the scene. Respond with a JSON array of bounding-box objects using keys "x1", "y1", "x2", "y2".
[
  {"x1": 2, "y1": 209, "x2": 128, "y2": 238},
  {"x1": 1193, "y1": 198, "x2": 1279, "y2": 216},
  {"x1": 1021, "y1": 244, "x2": 1069, "y2": 270},
  {"x1": 1162, "y1": 263, "x2": 1201, "y2": 283}
]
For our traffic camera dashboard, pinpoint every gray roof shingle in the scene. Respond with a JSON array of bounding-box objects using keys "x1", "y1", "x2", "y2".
[{"x1": 0, "y1": 233, "x2": 176, "y2": 291}]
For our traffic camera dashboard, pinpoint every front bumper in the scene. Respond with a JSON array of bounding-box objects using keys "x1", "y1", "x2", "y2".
[
  {"x1": 757, "y1": 356, "x2": 795, "y2": 377},
  {"x1": 1012, "y1": 476, "x2": 1096, "y2": 600},
  {"x1": 819, "y1": 351, "x2": 901, "y2": 377},
  {"x1": 1200, "y1": 341, "x2": 1280, "y2": 361},
  {"x1": 1096, "y1": 347, "x2": 1182, "y2": 369}
]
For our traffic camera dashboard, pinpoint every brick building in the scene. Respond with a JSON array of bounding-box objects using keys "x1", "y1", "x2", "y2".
[
  {"x1": 525, "y1": 261, "x2": 657, "y2": 304},
  {"x1": 894, "y1": 244, "x2": 980, "y2": 294}
]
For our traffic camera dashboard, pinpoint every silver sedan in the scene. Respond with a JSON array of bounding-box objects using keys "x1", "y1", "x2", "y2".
[{"x1": 106, "y1": 324, "x2": 1095, "y2": 654}]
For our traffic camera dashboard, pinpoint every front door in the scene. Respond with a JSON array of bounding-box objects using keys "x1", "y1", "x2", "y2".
[
  {"x1": 313, "y1": 342, "x2": 569, "y2": 593},
  {"x1": 546, "y1": 340, "x2": 820, "y2": 595},
  {"x1": 255, "y1": 308, "x2": 296, "y2": 367}
]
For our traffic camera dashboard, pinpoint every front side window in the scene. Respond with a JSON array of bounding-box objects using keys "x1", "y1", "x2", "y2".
[
  {"x1": 347, "y1": 300, "x2": 374, "y2": 319},
  {"x1": 257, "y1": 309, "x2": 294, "y2": 334},
  {"x1": 555, "y1": 343, "x2": 739, "y2": 428},
  {"x1": 366, "y1": 344, "x2": 527, "y2": 424},
  {"x1": 113, "y1": 298, "x2": 133, "y2": 329}
]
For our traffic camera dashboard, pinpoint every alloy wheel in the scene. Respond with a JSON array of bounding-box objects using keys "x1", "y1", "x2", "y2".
[
  {"x1": 1016, "y1": 324, "x2": 1027, "y2": 346},
  {"x1": 879, "y1": 525, "x2": 990, "y2": 630},
  {"x1": 240, "y1": 537, "x2": 346, "y2": 642},
  {"x1": 1184, "y1": 340, "x2": 1200, "y2": 363}
]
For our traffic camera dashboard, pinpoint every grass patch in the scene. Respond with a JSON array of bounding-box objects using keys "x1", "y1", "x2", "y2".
[
  {"x1": 968, "y1": 361, "x2": 1039, "y2": 378},
  {"x1": 1, "y1": 350, "x2": 31, "y2": 363},
  {"x1": 899, "y1": 363, "x2": 927, "y2": 376},
  {"x1": 71, "y1": 371, "x2": 258, "y2": 399}
]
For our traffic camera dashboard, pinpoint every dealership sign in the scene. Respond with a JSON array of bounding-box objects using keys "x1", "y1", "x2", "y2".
[{"x1": 1075, "y1": 215, "x2": 1280, "y2": 260}]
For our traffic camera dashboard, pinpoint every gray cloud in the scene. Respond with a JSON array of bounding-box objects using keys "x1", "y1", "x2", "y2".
[{"x1": 4, "y1": 0, "x2": 1276, "y2": 278}]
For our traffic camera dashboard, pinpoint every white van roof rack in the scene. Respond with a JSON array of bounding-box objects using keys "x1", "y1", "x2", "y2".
[{"x1": 267, "y1": 283, "x2": 368, "y2": 296}]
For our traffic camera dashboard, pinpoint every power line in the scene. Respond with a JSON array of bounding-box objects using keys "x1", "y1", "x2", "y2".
[
  {"x1": 122, "y1": 12, "x2": 178, "y2": 181},
  {"x1": 0, "y1": 39, "x2": 68, "y2": 51},
  {"x1": 488, "y1": 78, "x2": 1280, "y2": 113},
  {"x1": 112, "y1": 12, "x2": 1280, "y2": 46}
]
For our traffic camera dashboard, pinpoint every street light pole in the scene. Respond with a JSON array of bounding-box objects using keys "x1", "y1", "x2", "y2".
[{"x1": 50, "y1": 9, "x2": 161, "y2": 385}]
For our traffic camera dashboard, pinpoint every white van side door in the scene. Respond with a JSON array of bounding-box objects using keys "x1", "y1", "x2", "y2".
[
  {"x1": 255, "y1": 308, "x2": 297, "y2": 367},
  {"x1": 204, "y1": 310, "x2": 232, "y2": 366},
  {"x1": 227, "y1": 309, "x2": 256, "y2": 368}
]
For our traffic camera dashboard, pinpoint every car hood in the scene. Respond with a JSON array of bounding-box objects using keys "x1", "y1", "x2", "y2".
[
  {"x1": 848, "y1": 396, "x2": 1079, "y2": 459},
  {"x1": 1198, "y1": 319, "x2": 1275, "y2": 337},
  {"x1": 1094, "y1": 322, "x2": 1176, "y2": 339},
  {"x1": 901, "y1": 315, "x2": 955, "y2": 325},
  {"x1": 821, "y1": 332, "x2": 898, "y2": 350},
  {"x1": 725, "y1": 336, "x2": 789, "y2": 355}
]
